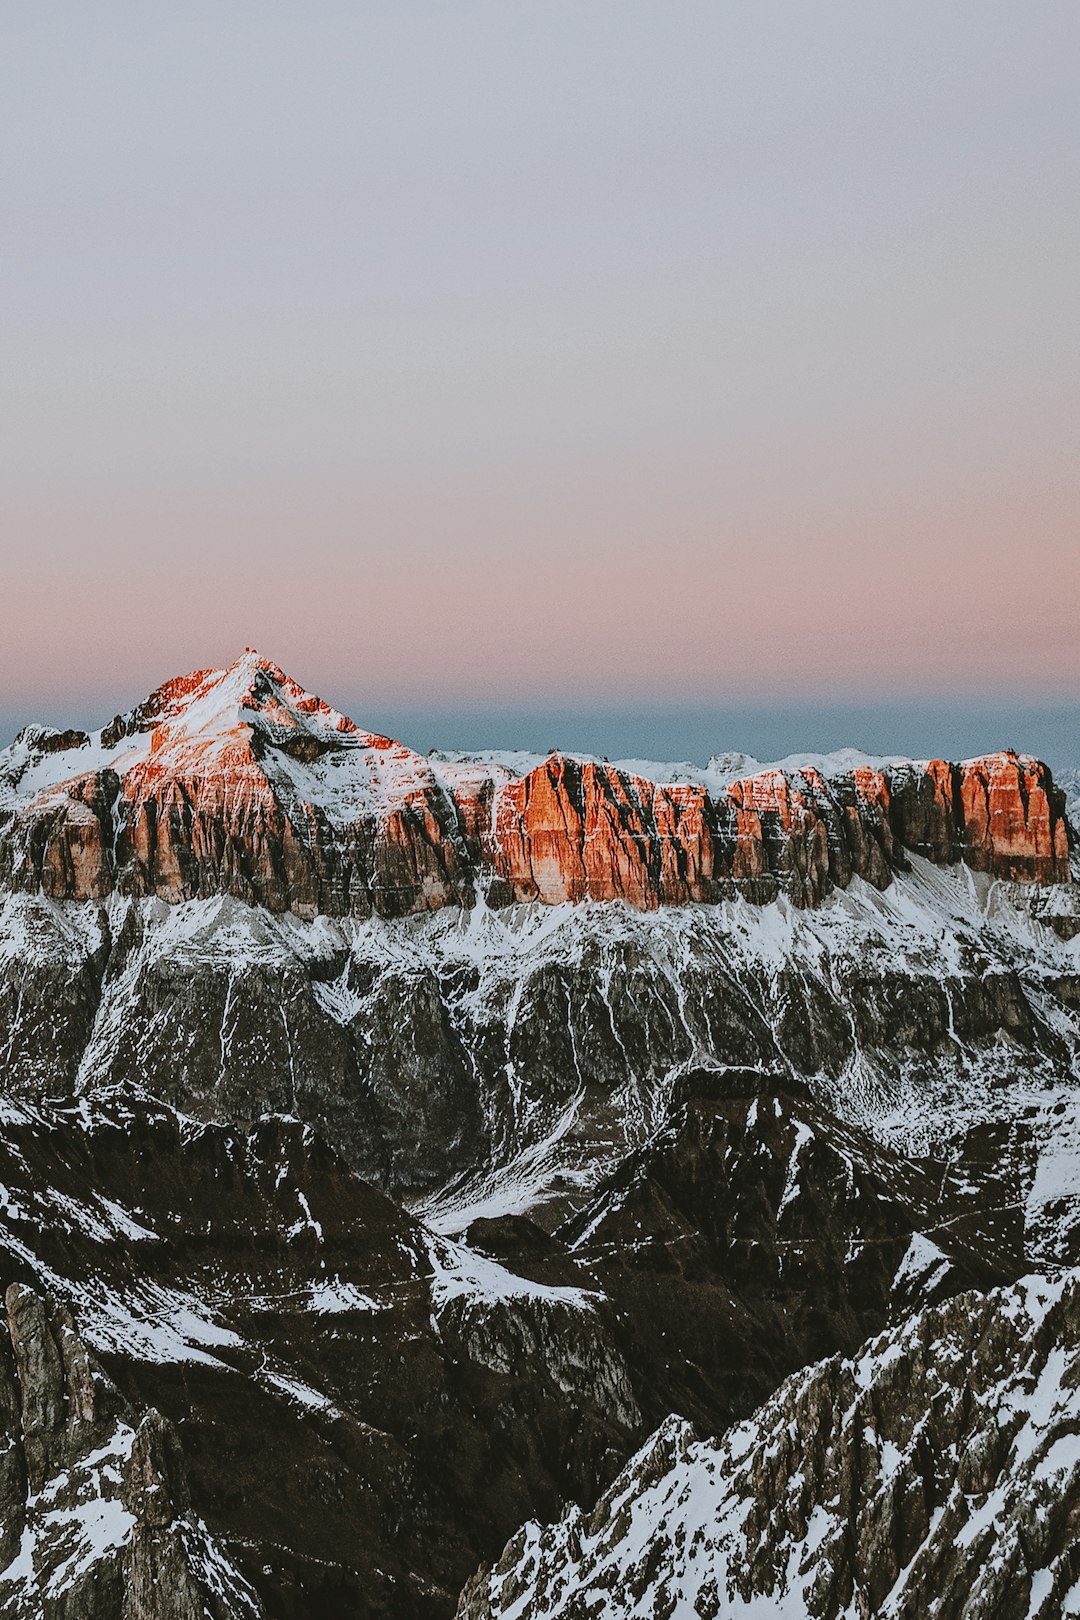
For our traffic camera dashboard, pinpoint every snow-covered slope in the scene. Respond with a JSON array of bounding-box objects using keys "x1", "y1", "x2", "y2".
[
  {"x1": 2, "y1": 843, "x2": 1079, "y2": 1256},
  {"x1": 458, "y1": 1274, "x2": 1080, "y2": 1620}
]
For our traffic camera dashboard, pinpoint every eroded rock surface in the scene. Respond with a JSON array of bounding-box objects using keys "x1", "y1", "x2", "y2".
[
  {"x1": 0, "y1": 653, "x2": 1071, "y2": 919},
  {"x1": 0, "y1": 1101, "x2": 639, "y2": 1619},
  {"x1": 1, "y1": 654, "x2": 1078, "y2": 1620},
  {"x1": 457, "y1": 1275, "x2": 1080, "y2": 1620},
  {"x1": 2, "y1": 852, "x2": 1078, "y2": 1256},
  {"x1": 0, "y1": 1283, "x2": 262, "y2": 1620},
  {"x1": 556, "y1": 1077, "x2": 1020, "y2": 1431}
]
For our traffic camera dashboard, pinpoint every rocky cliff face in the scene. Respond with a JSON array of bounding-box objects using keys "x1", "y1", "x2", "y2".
[
  {"x1": 0, "y1": 1283, "x2": 262, "y2": 1619},
  {"x1": 0, "y1": 653, "x2": 475, "y2": 919},
  {"x1": 2, "y1": 848, "x2": 1078, "y2": 1260},
  {"x1": 0, "y1": 653, "x2": 1071, "y2": 919},
  {"x1": 1, "y1": 653, "x2": 1078, "y2": 1620},
  {"x1": 457, "y1": 1274, "x2": 1080, "y2": 1620}
]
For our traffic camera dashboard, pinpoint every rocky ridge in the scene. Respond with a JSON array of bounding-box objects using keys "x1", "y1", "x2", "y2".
[
  {"x1": 0, "y1": 1068, "x2": 1009, "y2": 1618},
  {"x1": 457, "y1": 1273, "x2": 1080, "y2": 1620},
  {"x1": 1, "y1": 653, "x2": 1078, "y2": 1618},
  {"x1": 2, "y1": 847, "x2": 1078, "y2": 1257},
  {"x1": 0, "y1": 1282, "x2": 262, "y2": 1619},
  {"x1": 0, "y1": 1098, "x2": 639, "y2": 1618},
  {"x1": 554, "y1": 1075, "x2": 1020, "y2": 1432},
  {"x1": 0, "y1": 653, "x2": 1071, "y2": 918}
]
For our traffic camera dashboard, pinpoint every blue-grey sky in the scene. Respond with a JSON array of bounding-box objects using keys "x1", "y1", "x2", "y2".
[{"x1": 2, "y1": 3, "x2": 1077, "y2": 757}]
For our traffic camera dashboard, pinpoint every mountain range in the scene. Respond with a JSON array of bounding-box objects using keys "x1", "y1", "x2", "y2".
[{"x1": 0, "y1": 653, "x2": 1077, "y2": 1618}]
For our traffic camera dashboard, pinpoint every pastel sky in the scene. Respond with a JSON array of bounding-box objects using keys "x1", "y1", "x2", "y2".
[{"x1": 2, "y1": 3, "x2": 1078, "y2": 752}]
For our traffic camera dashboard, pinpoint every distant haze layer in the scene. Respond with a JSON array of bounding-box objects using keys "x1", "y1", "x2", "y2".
[{"x1": 3, "y1": 694, "x2": 1077, "y2": 776}]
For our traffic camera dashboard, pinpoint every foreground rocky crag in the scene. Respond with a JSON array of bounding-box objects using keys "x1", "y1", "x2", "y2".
[
  {"x1": 0, "y1": 1071, "x2": 1009, "y2": 1619},
  {"x1": 457, "y1": 1274, "x2": 1080, "y2": 1620},
  {"x1": 0, "y1": 651, "x2": 1071, "y2": 917},
  {"x1": 0, "y1": 1283, "x2": 262, "y2": 1619},
  {"x1": 0, "y1": 1100, "x2": 639, "y2": 1618}
]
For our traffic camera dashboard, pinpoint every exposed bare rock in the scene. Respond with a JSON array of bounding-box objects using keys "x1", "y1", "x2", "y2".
[
  {"x1": 0, "y1": 652, "x2": 476, "y2": 920},
  {"x1": 457, "y1": 1274, "x2": 1080, "y2": 1620},
  {"x1": 958, "y1": 751, "x2": 1072, "y2": 882},
  {"x1": 0, "y1": 1285, "x2": 262, "y2": 1620},
  {"x1": 0, "y1": 1100, "x2": 640, "y2": 1619},
  {"x1": 557, "y1": 1079, "x2": 1020, "y2": 1433},
  {"x1": 1, "y1": 819, "x2": 1079, "y2": 1249},
  {"x1": 0, "y1": 655, "x2": 1071, "y2": 919},
  {"x1": 0, "y1": 655, "x2": 1077, "y2": 1620}
]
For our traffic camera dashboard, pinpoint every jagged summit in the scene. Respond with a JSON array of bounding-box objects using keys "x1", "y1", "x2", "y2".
[
  {"x1": 0, "y1": 653, "x2": 1072, "y2": 920},
  {"x1": 101, "y1": 649, "x2": 380, "y2": 762},
  {"x1": 8, "y1": 650, "x2": 393, "y2": 783},
  {"x1": 457, "y1": 1275, "x2": 1080, "y2": 1620},
  {"x1": 0, "y1": 651, "x2": 464, "y2": 916}
]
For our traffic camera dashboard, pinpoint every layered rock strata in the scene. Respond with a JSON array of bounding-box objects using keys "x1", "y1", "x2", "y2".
[{"x1": 0, "y1": 653, "x2": 1071, "y2": 918}]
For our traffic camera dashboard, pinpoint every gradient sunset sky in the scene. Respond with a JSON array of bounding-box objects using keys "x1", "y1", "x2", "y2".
[{"x1": 2, "y1": 4, "x2": 1078, "y2": 759}]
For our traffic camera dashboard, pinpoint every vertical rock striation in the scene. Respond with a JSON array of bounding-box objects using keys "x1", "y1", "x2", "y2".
[
  {"x1": 0, "y1": 1283, "x2": 263, "y2": 1619},
  {"x1": 0, "y1": 654, "x2": 1070, "y2": 917}
]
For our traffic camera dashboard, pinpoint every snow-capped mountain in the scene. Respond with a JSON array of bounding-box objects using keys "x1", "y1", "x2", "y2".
[
  {"x1": 0, "y1": 653, "x2": 1077, "y2": 1617},
  {"x1": 0, "y1": 651, "x2": 1072, "y2": 917}
]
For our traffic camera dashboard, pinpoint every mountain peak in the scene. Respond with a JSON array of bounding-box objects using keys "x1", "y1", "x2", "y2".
[{"x1": 104, "y1": 654, "x2": 366, "y2": 766}]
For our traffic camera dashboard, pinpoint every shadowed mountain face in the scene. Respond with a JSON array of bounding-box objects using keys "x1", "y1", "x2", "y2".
[
  {"x1": 0, "y1": 1282, "x2": 263, "y2": 1620},
  {"x1": 0, "y1": 1078, "x2": 1023, "y2": 1620},
  {"x1": 552, "y1": 1076, "x2": 1022, "y2": 1432},
  {"x1": 1, "y1": 853, "x2": 1078, "y2": 1262},
  {"x1": 0, "y1": 1100, "x2": 640, "y2": 1618},
  {"x1": 457, "y1": 1276, "x2": 1080, "y2": 1620},
  {"x1": 0, "y1": 654, "x2": 1077, "y2": 1617}
]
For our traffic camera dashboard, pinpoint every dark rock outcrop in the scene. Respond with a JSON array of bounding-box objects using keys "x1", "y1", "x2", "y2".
[
  {"x1": 557, "y1": 1082, "x2": 1020, "y2": 1432},
  {"x1": 0, "y1": 1283, "x2": 262, "y2": 1619},
  {"x1": 0, "y1": 1100, "x2": 639, "y2": 1619},
  {"x1": 457, "y1": 1274, "x2": 1080, "y2": 1620}
]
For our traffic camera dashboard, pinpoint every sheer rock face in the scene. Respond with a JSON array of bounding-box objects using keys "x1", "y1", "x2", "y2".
[
  {"x1": 0, "y1": 654, "x2": 1071, "y2": 919},
  {"x1": 456, "y1": 1275, "x2": 1080, "y2": 1620},
  {"x1": 0, "y1": 653, "x2": 475, "y2": 920},
  {"x1": 2, "y1": 837, "x2": 1079, "y2": 1243},
  {"x1": 0, "y1": 1284, "x2": 262, "y2": 1620},
  {"x1": 890, "y1": 752, "x2": 1072, "y2": 883}
]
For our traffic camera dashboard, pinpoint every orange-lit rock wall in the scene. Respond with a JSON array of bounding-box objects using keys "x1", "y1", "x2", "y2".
[{"x1": 0, "y1": 750, "x2": 1070, "y2": 917}]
